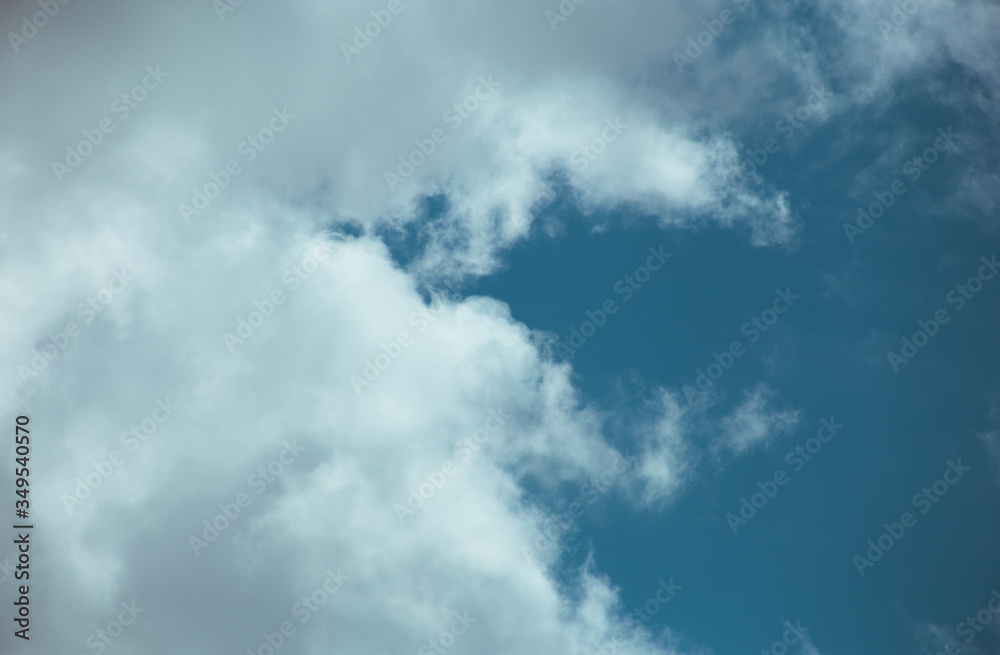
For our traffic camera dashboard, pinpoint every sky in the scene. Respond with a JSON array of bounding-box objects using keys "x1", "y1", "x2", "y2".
[{"x1": 0, "y1": 0, "x2": 999, "y2": 654}]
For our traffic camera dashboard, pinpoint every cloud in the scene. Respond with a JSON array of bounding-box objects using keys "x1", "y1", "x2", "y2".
[
  {"x1": 795, "y1": 634, "x2": 825, "y2": 655},
  {"x1": 4, "y1": 0, "x2": 993, "y2": 652},
  {"x1": 0, "y1": 1, "x2": 803, "y2": 282},
  {"x1": 804, "y1": 0, "x2": 1000, "y2": 221},
  {"x1": 628, "y1": 389, "x2": 695, "y2": 505},
  {"x1": 977, "y1": 397, "x2": 1000, "y2": 482},
  {"x1": 914, "y1": 622, "x2": 984, "y2": 655},
  {"x1": 0, "y1": 198, "x2": 775, "y2": 654},
  {"x1": 815, "y1": 0, "x2": 1000, "y2": 102},
  {"x1": 714, "y1": 383, "x2": 800, "y2": 455},
  {"x1": 3, "y1": 223, "x2": 701, "y2": 654}
]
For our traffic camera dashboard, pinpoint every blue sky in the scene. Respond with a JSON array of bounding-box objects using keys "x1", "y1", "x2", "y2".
[
  {"x1": 469, "y1": 206, "x2": 1000, "y2": 654},
  {"x1": 1, "y1": 1, "x2": 999, "y2": 654},
  {"x1": 462, "y1": 96, "x2": 1000, "y2": 653}
]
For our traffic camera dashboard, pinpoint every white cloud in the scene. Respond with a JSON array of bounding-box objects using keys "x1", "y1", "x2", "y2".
[
  {"x1": 714, "y1": 383, "x2": 800, "y2": 455},
  {"x1": 5, "y1": 0, "x2": 993, "y2": 652},
  {"x1": 628, "y1": 389, "x2": 695, "y2": 505},
  {"x1": 0, "y1": 1, "x2": 801, "y2": 280},
  {"x1": 816, "y1": 0, "x2": 1000, "y2": 102},
  {"x1": 5, "y1": 223, "x2": 698, "y2": 654}
]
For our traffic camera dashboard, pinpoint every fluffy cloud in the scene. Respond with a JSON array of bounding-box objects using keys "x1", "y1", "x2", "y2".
[
  {"x1": 0, "y1": 0, "x2": 801, "y2": 280},
  {"x1": 4, "y1": 0, "x2": 993, "y2": 652},
  {"x1": 7, "y1": 223, "x2": 698, "y2": 654}
]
